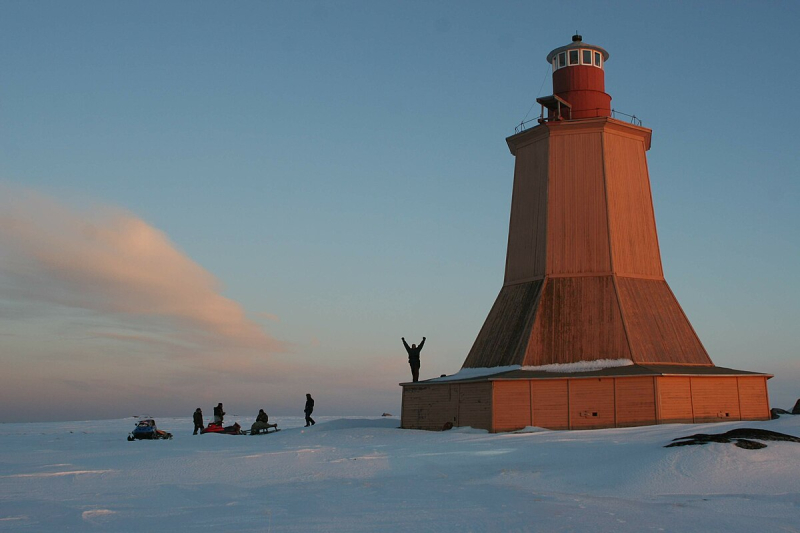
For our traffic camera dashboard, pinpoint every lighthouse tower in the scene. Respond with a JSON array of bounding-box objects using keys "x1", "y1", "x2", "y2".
[
  {"x1": 462, "y1": 34, "x2": 711, "y2": 369},
  {"x1": 401, "y1": 36, "x2": 771, "y2": 432}
]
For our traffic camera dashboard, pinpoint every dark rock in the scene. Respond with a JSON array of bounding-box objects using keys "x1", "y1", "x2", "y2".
[
  {"x1": 733, "y1": 439, "x2": 767, "y2": 450},
  {"x1": 666, "y1": 428, "x2": 800, "y2": 449},
  {"x1": 723, "y1": 428, "x2": 800, "y2": 442},
  {"x1": 771, "y1": 408, "x2": 790, "y2": 419},
  {"x1": 792, "y1": 399, "x2": 800, "y2": 415}
]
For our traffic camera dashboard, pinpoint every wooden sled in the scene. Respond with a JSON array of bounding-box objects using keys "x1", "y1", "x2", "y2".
[{"x1": 245, "y1": 426, "x2": 280, "y2": 435}]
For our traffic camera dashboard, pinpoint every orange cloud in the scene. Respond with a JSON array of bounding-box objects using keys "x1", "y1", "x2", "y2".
[{"x1": 0, "y1": 188, "x2": 284, "y2": 367}]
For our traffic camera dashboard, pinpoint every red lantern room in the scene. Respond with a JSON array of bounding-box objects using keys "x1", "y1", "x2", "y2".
[{"x1": 540, "y1": 34, "x2": 611, "y2": 120}]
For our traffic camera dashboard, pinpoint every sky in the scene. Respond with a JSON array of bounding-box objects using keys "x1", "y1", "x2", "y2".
[{"x1": 1, "y1": 1, "x2": 798, "y2": 422}]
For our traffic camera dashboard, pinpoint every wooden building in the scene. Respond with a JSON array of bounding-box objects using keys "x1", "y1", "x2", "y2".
[
  {"x1": 401, "y1": 35, "x2": 771, "y2": 431},
  {"x1": 402, "y1": 365, "x2": 770, "y2": 432}
]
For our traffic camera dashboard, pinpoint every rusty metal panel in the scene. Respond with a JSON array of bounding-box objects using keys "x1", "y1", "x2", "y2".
[
  {"x1": 524, "y1": 276, "x2": 630, "y2": 366},
  {"x1": 617, "y1": 277, "x2": 712, "y2": 365}
]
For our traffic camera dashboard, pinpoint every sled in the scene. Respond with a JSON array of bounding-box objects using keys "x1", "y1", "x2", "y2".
[{"x1": 246, "y1": 426, "x2": 280, "y2": 435}]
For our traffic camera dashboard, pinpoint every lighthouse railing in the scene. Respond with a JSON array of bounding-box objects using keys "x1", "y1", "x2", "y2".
[
  {"x1": 611, "y1": 109, "x2": 642, "y2": 126},
  {"x1": 514, "y1": 108, "x2": 642, "y2": 133}
]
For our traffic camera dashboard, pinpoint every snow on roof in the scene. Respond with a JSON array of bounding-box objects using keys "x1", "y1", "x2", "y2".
[
  {"x1": 431, "y1": 359, "x2": 634, "y2": 382},
  {"x1": 430, "y1": 365, "x2": 521, "y2": 382},
  {"x1": 520, "y1": 358, "x2": 634, "y2": 373}
]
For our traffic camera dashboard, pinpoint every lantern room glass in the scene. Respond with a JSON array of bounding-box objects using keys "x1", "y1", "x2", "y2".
[{"x1": 568, "y1": 50, "x2": 579, "y2": 65}]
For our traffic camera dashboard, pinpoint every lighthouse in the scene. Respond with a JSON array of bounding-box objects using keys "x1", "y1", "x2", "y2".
[{"x1": 401, "y1": 36, "x2": 771, "y2": 431}]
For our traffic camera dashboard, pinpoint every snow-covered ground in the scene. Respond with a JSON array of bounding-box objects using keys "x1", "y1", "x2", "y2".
[{"x1": 1, "y1": 414, "x2": 799, "y2": 532}]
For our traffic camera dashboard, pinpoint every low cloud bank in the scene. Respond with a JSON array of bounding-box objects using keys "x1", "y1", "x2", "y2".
[{"x1": 0, "y1": 187, "x2": 286, "y2": 392}]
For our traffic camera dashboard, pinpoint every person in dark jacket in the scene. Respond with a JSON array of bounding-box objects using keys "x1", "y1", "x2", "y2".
[
  {"x1": 250, "y1": 408, "x2": 277, "y2": 433},
  {"x1": 193, "y1": 408, "x2": 204, "y2": 435},
  {"x1": 304, "y1": 394, "x2": 315, "y2": 427},
  {"x1": 213, "y1": 403, "x2": 225, "y2": 424},
  {"x1": 402, "y1": 336, "x2": 425, "y2": 382}
]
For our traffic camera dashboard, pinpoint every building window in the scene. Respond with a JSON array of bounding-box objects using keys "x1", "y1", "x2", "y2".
[
  {"x1": 558, "y1": 52, "x2": 566, "y2": 68},
  {"x1": 594, "y1": 51, "x2": 602, "y2": 67},
  {"x1": 582, "y1": 49, "x2": 592, "y2": 65},
  {"x1": 569, "y1": 50, "x2": 579, "y2": 65}
]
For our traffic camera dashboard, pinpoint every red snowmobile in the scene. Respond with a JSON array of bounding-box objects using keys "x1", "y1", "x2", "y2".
[{"x1": 201, "y1": 422, "x2": 244, "y2": 435}]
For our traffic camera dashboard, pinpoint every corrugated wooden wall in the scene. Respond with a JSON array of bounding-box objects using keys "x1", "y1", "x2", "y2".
[
  {"x1": 569, "y1": 378, "x2": 616, "y2": 429},
  {"x1": 401, "y1": 384, "x2": 458, "y2": 430},
  {"x1": 615, "y1": 377, "x2": 657, "y2": 427},
  {"x1": 617, "y1": 278, "x2": 712, "y2": 365},
  {"x1": 546, "y1": 131, "x2": 611, "y2": 275},
  {"x1": 603, "y1": 131, "x2": 663, "y2": 278},
  {"x1": 524, "y1": 276, "x2": 630, "y2": 366},
  {"x1": 461, "y1": 281, "x2": 543, "y2": 368},
  {"x1": 656, "y1": 377, "x2": 695, "y2": 423},
  {"x1": 493, "y1": 381, "x2": 531, "y2": 432},
  {"x1": 402, "y1": 375, "x2": 768, "y2": 432},
  {"x1": 505, "y1": 135, "x2": 549, "y2": 284},
  {"x1": 737, "y1": 377, "x2": 770, "y2": 420},
  {"x1": 531, "y1": 380, "x2": 569, "y2": 430},
  {"x1": 654, "y1": 375, "x2": 769, "y2": 424},
  {"x1": 690, "y1": 377, "x2": 741, "y2": 422},
  {"x1": 458, "y1": 383, "x2": 493, "y2": 431}
]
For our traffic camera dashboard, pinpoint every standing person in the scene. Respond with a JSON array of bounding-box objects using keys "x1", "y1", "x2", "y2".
[
  {"x1": 192, "y1": 408, "x2": 204, "y2": 435},
  {"x1": 304, "y1": 393, "x2": 315, "y2": 427},
  {"x1": 213, "y1": 403, "x2": 225, "y2": 424},
  {"x1": 402, "y1": 336, "x2": 425, "y2": 382}
]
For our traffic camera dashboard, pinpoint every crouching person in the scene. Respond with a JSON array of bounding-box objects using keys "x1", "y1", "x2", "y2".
[{"x1": 250, "y1": 408, "x2": 277, "y2": 434}]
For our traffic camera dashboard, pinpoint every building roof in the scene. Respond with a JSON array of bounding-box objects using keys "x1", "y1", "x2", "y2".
[
  {"x1": 546, "y1": 34, "x2": 610, "y2": 63},
  {"x1": 401, "y1": 364, "x2": 772, "y2": 386}
]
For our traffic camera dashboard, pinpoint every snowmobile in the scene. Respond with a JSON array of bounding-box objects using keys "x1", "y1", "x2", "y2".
[
  {"x1": 127, "y1": 419, "x2": 173, "y2": 441},
  {"x1": 201, "y1": 422, "x2": 245, "y2": 435}
]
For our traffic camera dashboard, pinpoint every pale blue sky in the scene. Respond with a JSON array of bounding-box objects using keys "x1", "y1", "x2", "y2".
[{"x1": 1, "y1": 1, "x2": 798, "y2": 421}]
